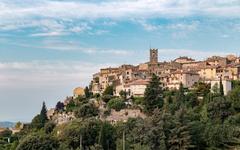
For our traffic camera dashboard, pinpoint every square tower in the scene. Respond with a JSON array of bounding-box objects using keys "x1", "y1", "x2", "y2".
[{"x1": 150, "y1": 48, "x2": 158, "y2": 64}]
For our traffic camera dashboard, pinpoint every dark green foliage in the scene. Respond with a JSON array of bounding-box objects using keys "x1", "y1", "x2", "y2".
[
  {"x1": 185, "y1": 92, "x2": 199, "y2": 108},
  {"x1": 119, "y1": 90, "x2": 127, "y2": 100},
  {"x1": 0, "y1": 129, "x2": 12, "y2": 138},
  {"x1": 58, "y1": 118, "x2": 116, "y2": 150},
  {"x1": 204, "y1": 122, "x2": 239, "y2": 148},
  {"x1": 176, "y1": 82, "x2": 185, "y2": 102},
  {"x1": 193, "y1": 82, "x2": 211, "y2": 96},
  {"x1": 75, "y1": 96, "x2": 88, "y2": 105},
  {"x1": 107, "y1": 98, "x2": 125, "y2": 111},
  {"x1": 207, "y1": 96, "x2": 232, "y2": 123},
  {"x1": 168, "y1": 124, "x2": 193, "y2": 150},
  {"x1": 58, "y1": 119, "x2": 100, "y2": 149},
  {"x1": 219, "y1": 77, "x2": 224, "y2": 96},
  {"x1": 189, "y1": 121, "x2": 207, "y2": 149},
  {"x1": 231, "y1": 80, "x2": 240, "y2": 89},
  {"x1": 103, "y1": 85, "x2": 114, "y2": 96},
  {"x1": 93, "y1": 93, "x2": 101, "y2": 99},
  {"x1": 55, "y1": 101, "x2": 64, "y2": 112},
  {"x1": 132, "y1": 96, "x2": 144, "y2": 105},
  {"x1": 44, "y1": 121, "x2": 56, "y2": 134},
  {"x1": 65, "y1": 99, "x2": 76, "y2": 112},
  {"x1": 98, "y1": 122, "x2": 116, "y2": 150},
  {"x1": 40, "y1": 102, "x2": 48, "y2": 126},
  {"x1": 101, "y1": 94, "x2": 113, "y2": 103},
  {"x1": 16, "y1": 133, "x2": 59, "y2": 150},
  {"x1": 30, "y1": 102, "x2": 49, "y2": 129},
  {"x1": 84, "y1": 86, "x2": 91, "y2": 98},
  {"x1": 74, "y1": 103, "x2": 99, "y2": 118},
  {"x1": 31, "y1": 114, "x2": 44, "y2": 129},
  {"x1": 227, "y1": 86, "x2": 240, "y2": 112},
  {"x1": 143, "y1": 74, "x2": 163, "y2": 113}
]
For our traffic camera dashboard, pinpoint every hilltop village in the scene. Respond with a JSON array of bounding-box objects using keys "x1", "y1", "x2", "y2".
[
  {"x1": 2, "y1": 49, "x2": 240, "y2": 150},
  {"x1": 91, "y1": 49, "x2": 240, "y2": 96}
]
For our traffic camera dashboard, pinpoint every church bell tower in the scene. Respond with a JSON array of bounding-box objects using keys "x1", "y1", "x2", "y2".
[{"x1": 150, "y1": 48, "x2": 158, "y2": 64}]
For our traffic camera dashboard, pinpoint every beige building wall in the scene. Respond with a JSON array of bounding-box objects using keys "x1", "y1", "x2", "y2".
[{"x1": 199, "y1": 68, "x2": 217, "y2": 80}]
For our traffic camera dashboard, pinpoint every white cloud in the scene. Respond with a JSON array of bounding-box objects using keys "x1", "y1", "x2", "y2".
[
  {"x1": 31, "y1": 31, "x2": 66, "y2": 37},
  {"x1": 167, "y1": 22, "x2": 199, "y2": 31},
  {"x1": 137, "y1": 20, "x2": 161, "y2": 31},
  {"x1": 158, "y1": 49, "x2": 232, "y2": 60},
  {"x1": 0, "y1": 0, "x2": 239, "y2": 32},
  {"x1": 0, "y1": 61, "x2": 119, "y2": 88},
  {"x1": 12, "y1": 40, "x2": 132, "y2": 56},
  {"x1": 1, "y1": 0, "x2": 239, "y2": 20}
]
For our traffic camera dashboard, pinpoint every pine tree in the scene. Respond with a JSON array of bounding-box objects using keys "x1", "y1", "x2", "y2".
[
  {"x1": 143, "y1": 74, "x2": 163, "y2": 114},
  {"x1": 40, "y1": 101, "x2": 48, "y2": 126},
  {"x1": 219, "y1": 77, "x2": 224, "y2": 96},
  {"x1": 168, "y1": 123, "x2": 193, "y2": 150}
]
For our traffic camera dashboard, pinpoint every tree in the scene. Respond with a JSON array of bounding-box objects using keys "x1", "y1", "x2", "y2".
[
  {"x1": 219, "y1": 77, "x2": 224, "y2": 96},
  {"x1": 207, "y1": 97, "x2": 232, "y2": 123},
  {"x1": 168, "y1": 122, "x2": 193, "y2": 150},
  {"x1": 55, "y1": 101, "x2": 64, "y2": 112},
  {"x1": 107, "y1": 98, "x2": 125, "y2": 111},
  {"x1": 227, "y1": 86, "x2": 240, "y2": 112},
  {"x1": 176, "y1": 82, "x2": 185, "y2": 102},
  {"x1": 119, "y1": 90, "x2": 127, "y2": 100},
  {"x1": 103, "y1": 85, "x2": 114, "y2": 96},
  {"x1": 0, "y1": 129, "x2": 12, "y2": 138},
  {"x1": 231, "y1": 80, "x2": 240, "y2": 89},
  {"x1": 15, "y1": 121, "x2": 22, "y2": 129},
  {"x1": 193, "y1": 82, "x2": 211, "y2": 97},
  {"x1": 31, "y1": 102, "x2": 49, "y2": 129},
  {"x1": 143, "y1": 74, "x2": 163, "y2": 113},
  {"x1": 40, "y1": 102, "x2": 48, "y2": 125},
  {"x1": 16, "y1": 133, "x2": 59, "y2": 150},
  {"x1": 44, "y1": 121, "x2": 56, "y2": 134},
  {"x1": 84, "y1": 86, "x2": 91, "y2": 98},
  {"x1": 59, "y1": 118, "x2": 102, "y2": 149},
  {"x1": 204, "y1": 123, "x2": 238, "y2": 149},
  {"x1": 98, "y1": 122, "x2": 116, "y2": 150},
  {"x1": 31, "y1": 114, "x2": 43, "y2": 129},
  {"x1": 74, "y1": 103, "x2": 99, "y2": 118}
]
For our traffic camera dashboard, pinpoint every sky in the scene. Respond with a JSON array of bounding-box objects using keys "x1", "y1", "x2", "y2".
[{"x1": 0, "y1": 0, "x2": 240, "y2": 122}]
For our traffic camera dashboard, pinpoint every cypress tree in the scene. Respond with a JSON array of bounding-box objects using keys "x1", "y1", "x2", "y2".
[
  {"x1": 176, "y1": 82, "x2": 185, "y2": 101},
  {"x1": 219, "y1": 77, "x2": 224, "y2": 96},
  {"x1": 143, "y1": 74, "x2": 163, "y2": 113},
  {"x1": 84, "y1": 86, "x2": 91, "y2": 98},
  {"x1": 40, "y1": 101, "x2": 48, "y2": 126}
]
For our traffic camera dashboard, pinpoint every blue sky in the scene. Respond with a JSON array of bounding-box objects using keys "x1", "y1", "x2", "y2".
[{"x1": 0, "y1": 0, "x2": 240, "y2": 122}]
